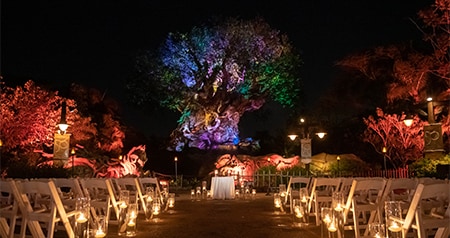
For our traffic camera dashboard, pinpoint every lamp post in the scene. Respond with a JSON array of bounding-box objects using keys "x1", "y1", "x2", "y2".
[
  {"x1": 174, "y1": 156, "x2": 178, "y2": 194},
  {"x1": 404, "y1": 97, "x2": 445, "y2": 159},
  {"x1": 71, "y1": 148, "x2": 76, "y2": 177},
  {"x1": 336, "y1": 155, "x2": 340, "y2": 177},
  {"x1": 53, "y1": 100, "x2": 71, "y2": 167},
  {"x1": 288, "y1": 117, "x2": 326, "y2": 176},
  {"x1": 382, "y1": 146, "x2": 387, "y2": 171}
]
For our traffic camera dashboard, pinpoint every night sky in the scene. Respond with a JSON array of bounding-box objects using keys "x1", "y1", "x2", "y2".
[{"x1": 1, "y1": 0, "x2": 433, "y2": 138}]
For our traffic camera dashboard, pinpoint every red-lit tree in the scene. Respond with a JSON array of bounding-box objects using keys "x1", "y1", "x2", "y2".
[
  {"x1": 0, "y1": 80, "x2": 134, "y2": 176},
  {"x1": 335, "y1": 0, "x2": 449, "y2": 167},
  {"x1": 128, "y1": 17, "x2": 303, "y2": 152},
  {"x1": 0, "y1": 80, "x2": 96, "y2": 165},
  {"x1": 363, "y1": 108, "x2": 425, "y2": 168}
]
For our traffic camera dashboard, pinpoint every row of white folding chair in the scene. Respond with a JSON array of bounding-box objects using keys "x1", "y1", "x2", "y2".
[{"x1": 9, "y1": 179, "x2": 76, "y2": 238}]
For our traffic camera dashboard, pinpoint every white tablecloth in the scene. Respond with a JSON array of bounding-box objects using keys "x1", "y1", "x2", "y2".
[{"x1": 210, "y1": 176, "x2": 235, "y2": 199}]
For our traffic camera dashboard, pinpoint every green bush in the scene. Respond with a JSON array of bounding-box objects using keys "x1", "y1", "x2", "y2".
[{"x1": 410, "y1": 154, "x2": 450, "y2": 178}]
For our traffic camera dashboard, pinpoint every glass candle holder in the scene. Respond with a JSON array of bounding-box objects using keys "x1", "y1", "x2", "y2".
[
  {"x1": 385, "y1": 201, "x2": 402, "y2": 238},
  {"x1": 300, "y1": 187, "x2": 309, "y2": 204},
  {"x1": 332, "y1": 192, "x2": 345, "y2": 212},
  {"x1": 118, "y1": 190, "x2": 130, "y2": 236},
  {"x1": 152, "y1": 199, "x2": 161, "y2": 216},
  {"x1": 168, "y1": 193, "x2": 175, "y2": 208},
  {"x1": 292, "y1": 198, "x2": 308, "y2": 226},
  {"x1": 279, "y1": 184, "x2": 287, "y2": 198},
  {"x1": 321, "y1": 207, "x2": 333, "y2": 226},
  {"x1": 195, "y1": 186, "x2": 201, "y2": 200},
  {"x1": 190, "y1": 189, "x2": 195, "y2": 201},
  {"x1": 273, "y1": 193, "x2": 282, "y2": 209},
  {"x1": 75, "y1": 196, "x2": 90, "y2": 238},
  {"x1": 327, "y1": 210, "x2": 344, "y2": 238},
  {"x1": 126, "y1": 203, "x2": 138, "y2": 237},
  {"x1": 369, "y1": 223, "x2": 385, "y2": 238},
  {"x1": 93, "y1": 215, "x2": 108, "y2": 238}
]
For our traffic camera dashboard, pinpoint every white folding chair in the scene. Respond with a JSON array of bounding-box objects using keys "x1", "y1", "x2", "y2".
[
  {"x1": 79, "y1": 178, "x2": 115, "y2": 222},
  {"x1": 0, "y1": 180, "x2": 20, "y2": 238},
  {"x1": 396, "y1": 183, "x2": 450, "y2": 238},
  {"x1": 138, "y1": 177, "x2": 165, "y2": 204},
  {"x1": 308, "y1": 177, "x2": 342, "y2": 225},
  {"x1": 52, "y1": 178, "x2": 85, "y2": 209},
  {"x1": 285, "y1": 176, "x2": 311, "y2": 214},
  {"x1": 380, "y1": 178, "x2": 418, "y2": 209},
  {"x1": 11, "y1": 180, "x2": 76, "y2": 238},
  {"x1": 343, "y1": 178, "x2": 387, "y2": 238}
]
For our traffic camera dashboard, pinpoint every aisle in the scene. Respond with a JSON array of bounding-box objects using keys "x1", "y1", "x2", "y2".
[{"x1": 100, "y1": 192, "x2": 350, "y2": 238}]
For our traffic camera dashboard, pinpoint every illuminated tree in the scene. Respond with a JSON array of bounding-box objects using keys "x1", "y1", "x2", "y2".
[
  {"x1": 0, "y1": 80, "x2": 126, "y2": 167},
  {"x1": 335, "y1": 0, "x2": 449, "y2": 164},
  {"x1": 129, "y1": 17, "x2": 303, "y2": 151},
  {"x1": 363, "y1": 108, "x2": 424, "y2": 168}
]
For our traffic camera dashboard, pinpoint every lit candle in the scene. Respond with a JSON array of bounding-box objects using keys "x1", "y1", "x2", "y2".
[
  {"x1": 295, "y1": 207, "x2": 303, "y2": 218},
  {"x1": 274, "y1": 200, "x2": 281, "y2": 208},
  {"x1": 334, "y1": 203, "x2": 343, "y2": 212},
  {"x1": 76, "y1": 213, "x2": 88, "y2": 223},
  {"x1": 120, "y1": 201, "x2": 128, "y2": 209},
  {"x1": 127, "y1": 220, "x2": 136, "y2": 227},
  {"x1": 94, "y1": 228, "x2": 106, "y2": 238},
  {"x1": 153, "y1": 204, "x2": 160, "y2": 215},
  {"x1": 323, "y1": 214, "x2": 331, "y2": 224},
  {"x1": 168, "y1": 198, "x2": 175, "y2": 208},
  {"x1": 328, "y1": 221, "x2": 337, "y2": 232},
  {"x1": 301, "y1": 196, "x2": 308, "y2": 203},
  {"x1": 388, "y1": 221, "x2": 402, "y2": 232}
]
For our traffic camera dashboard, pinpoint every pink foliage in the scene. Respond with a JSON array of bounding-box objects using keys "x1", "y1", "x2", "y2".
[
  {"x1": 36, "y1": 145, "x2": 147, "y2": 178},
  {"x1": 215, "y1": 153, "x2": 300, "y2": 178}
]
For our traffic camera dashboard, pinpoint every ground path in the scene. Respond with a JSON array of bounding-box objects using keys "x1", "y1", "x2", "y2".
[{"x1": 98, "y1": 191, "x2": 355, "y2": 238}]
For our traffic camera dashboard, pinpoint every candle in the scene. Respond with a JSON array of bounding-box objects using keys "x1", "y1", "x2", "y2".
[
  {"x1": 274, "y1": 200, "x2": 281, "y2": 208},
  {"x1": 76, "y1": 213, "x2": 88, "y2": 223},
  {"x1": 128, "y1": 219, "x2": 135, "y2": 227},
  {"x1": 301, "y1": 196, "x2": 308, "y2": 203},
  {"x1": 388, "y1": 221, "x2": 402, "y2": 232},
  {"x1": 328, "y1": 221, "x2": 337, "y2": 232},
  {"x1": 334, "y1": 203, "x2": 343, "y2": 212},
  {"x1": 323, "y1": 214, "x2": 331, "y2": 224},
  {"x1": 120, "y1": 201, "x2": 128, "y2": 209},
  {"x1": 295, "y1": 207, "x2": 303, "y2": 218},
  {"x1": 168, "y1": 198, "x2": 175, "y2": 208},
  {"x1": 94, "y1": 229, "x2": 106, "y2": 238}
]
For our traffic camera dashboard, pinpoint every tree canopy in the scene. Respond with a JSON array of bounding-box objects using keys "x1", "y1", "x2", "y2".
[{"x1": 128, "y1": 17, "x2": 303, "y2": 151}]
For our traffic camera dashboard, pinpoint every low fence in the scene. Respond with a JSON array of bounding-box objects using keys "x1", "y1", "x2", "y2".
[
  {"x1": 246, "y1": 167, "x2": 411, "y2": 190},
  {"x1": 154, "y1": 167, "x2": 412, "y2": 190}
]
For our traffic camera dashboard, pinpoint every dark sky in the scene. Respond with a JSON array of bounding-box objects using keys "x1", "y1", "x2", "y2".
[{"x1": 1, "y1": 0, "x2": 433, "y2": 138}]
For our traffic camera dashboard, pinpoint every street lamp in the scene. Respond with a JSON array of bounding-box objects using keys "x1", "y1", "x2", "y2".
[
  {"x1": 288, "y1": 118, "x2": 327, "y2": 176},
  {"x1": 71, "y1": 148, "x2": 76, "y2": 177},
  {"x1": 382, "y1": 146, "x2": 387, "y2": 171},
  {"x1": 174, "y1": 156, "x2": 178, "y2": 194},
  {"x1": 336, "y1": 155, "x2": 341, "y2": 177},
  {"x1": 404, "y1": 97, "x2": 445, "y2": 159},
  {"x1": 53, "y1": 100, "x2": 71, "y2": 166}
]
